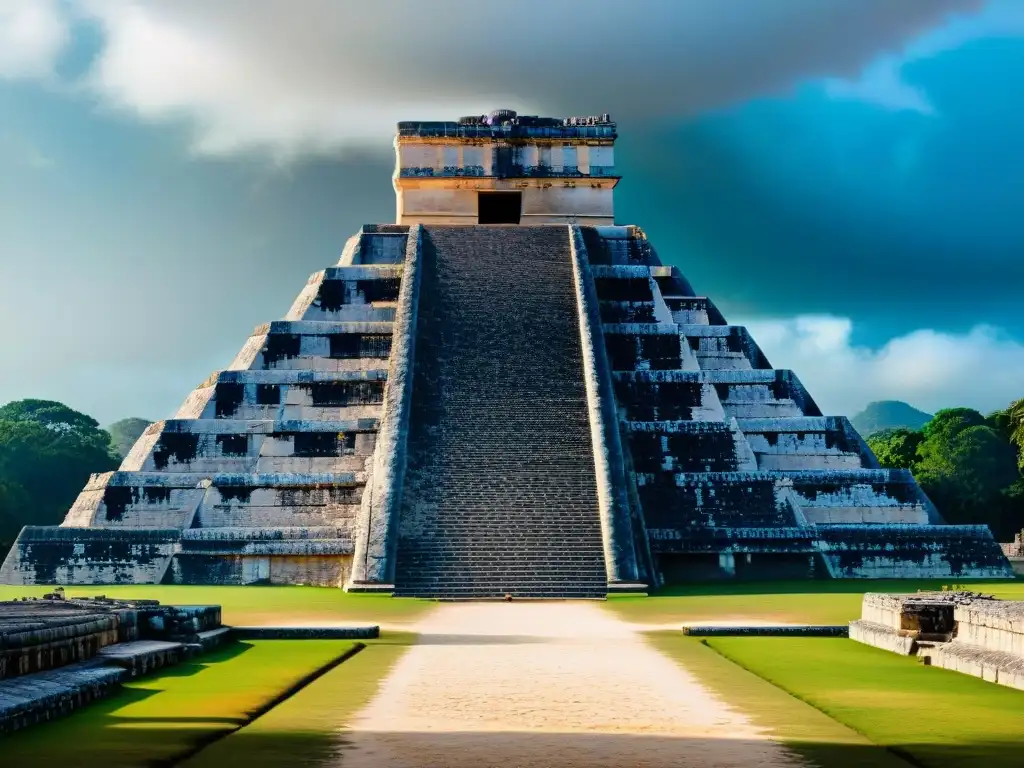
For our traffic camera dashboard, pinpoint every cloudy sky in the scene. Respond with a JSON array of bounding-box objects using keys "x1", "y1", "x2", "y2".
[{"x1": 2, "y1": 0, "x2": 1023, "y2": 425}]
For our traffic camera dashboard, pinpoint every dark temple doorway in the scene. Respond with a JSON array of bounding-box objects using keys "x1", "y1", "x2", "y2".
[{"x1": 478, "y1": 192, "x2": 522, "y2": 224}]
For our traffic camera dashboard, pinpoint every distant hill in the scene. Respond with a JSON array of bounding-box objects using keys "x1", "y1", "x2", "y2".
[
  {"x1": 106, "y1": 417, "x2": 154, "y2": 458},
  {"x1": 851, "y1": 401, "x2": 932, "y2": 437}
]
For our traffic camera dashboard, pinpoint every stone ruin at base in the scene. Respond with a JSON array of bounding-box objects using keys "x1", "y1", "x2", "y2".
[
  {"x1": 0, "y1": 110, "x2": 1013, "y2": 596},
  {"x1": 1000, "y1": 533, "x2": 1024, "y2": 574},
  {"x1": 851, "y1": 592, "x2": 1024, "y2": 691},
  {"x1": 0, "y1": 593, "x2": 226, "y2": 733}
]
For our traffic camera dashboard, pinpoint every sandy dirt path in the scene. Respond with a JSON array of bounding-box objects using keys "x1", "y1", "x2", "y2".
[{"x1": 337, "y1": 601, "x2": 802, "y2": 767}]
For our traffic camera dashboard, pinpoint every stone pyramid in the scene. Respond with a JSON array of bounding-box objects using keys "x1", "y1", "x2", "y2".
[{"x1": 1, "y1": 111, "x2": 1011, "y2": 594}]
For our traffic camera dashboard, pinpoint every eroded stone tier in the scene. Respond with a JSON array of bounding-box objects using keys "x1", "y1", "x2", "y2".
[
  {"x1": 585, "y1": 225, "x2": 1011, "y2": 582},
  {"x1": 0, "y1": 597, "x2": 223, "y2": 733},
  {"x1": 1, "y1": 227, "x2": 414, "y2": 588}
]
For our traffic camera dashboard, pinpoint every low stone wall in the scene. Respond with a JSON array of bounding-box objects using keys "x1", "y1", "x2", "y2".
[
  {"x1": 149, "y1": 604, "x2": 222, "y2": 641},
  {"x1": 349, "y1": 225, "x2": 422, "y2": 588},
  {"x1": 953, "y1": 600, "x2": 1024, "y2": 657},
  {"x1": 0, "y1": 596, "x2": 227, "y2": 734},
  {"x1": 0, "y1": 608, "x2": 120, "y2": 679},
  {"x1": 97, "y1": 640, "x2": 185, "y2": 677},
  {"x1": 928, "y1": 640, "x2": 1024, "y2": 690},
  {"x1": 817, "y1": 525, "x2": 1012, "y2": 579},
  {"x1": 848, "y1": 620, "x2": 916, "y2": 655},
  {"x1": 1, "y1": 598, "x2": 221, "y2": 665},
  {"x1": 168, "y1": 553, "x2": 352, "y2": 587},
  {"x1": 999, "y1": 541, "x2": 1024, "y2": 575},
  {"x1": 850, "y1": 592, "x2": 1024, "y2": 691},
  {"x1": 857, "y1": 592, "x2": 904, "y2": 630},
  {"x1": 853, "y1": 591, "x2": 975, "y2": 636},
  {"x1": 0, "y1": 663, "x2": 126, "y2": 734},
  {"x1": 682, "y1": 625, "x2": 847, "y2": 637},
  {"x1": 231, "y1": 625, "x2": 379, "y2": 640},
  {"x1": 1, "y1": 527, "x2": 180, "y2": 586}
]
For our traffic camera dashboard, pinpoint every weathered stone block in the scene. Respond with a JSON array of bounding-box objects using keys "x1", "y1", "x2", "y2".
[{"x1": 1, "y1": 113, "x2": 1012, "y2": 594}]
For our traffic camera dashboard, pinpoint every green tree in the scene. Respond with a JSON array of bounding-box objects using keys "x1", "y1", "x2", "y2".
[
  {"x1": 0, "y1": 399, "x2": 106, "y2": 437},
  {"x1": 986, "y1": 407, "x2": 1013, "y2": 443},
  {"x1": 914, "y1": 409, "x2": 1020, "y2": 535},
  {"x1": 1007, "y1": 398, "x2": 1024, "y2": 468},
  {"x1": 0, "y1": 400, "x2": 118, "y2": 557},
  {"x1": 866, "y1": 428, "x2": 923, "y2": 470},
  {"x1": 0, "y1": 478, "x2": 31, "y2": 555},
  {"x1": 107, "y1": 417, "x2": 154, "y2": 459},
  {"x1": 920, "y1": 407, "x2": 987, "y2": 444}
]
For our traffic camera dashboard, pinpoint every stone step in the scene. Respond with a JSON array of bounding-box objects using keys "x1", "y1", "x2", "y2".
[
  {"x1": 396, "y1": 576, "x2": 607, "y2": 586},
  {"x1": 400, "y1": 554, "x2": 604, "y2": 562},
  {"x1": 96, "y1": 640, "x2": 184, "y2": 677},
  {"x1": 211, "y1": 369, "x2": 389, "y2": 384},
  {"x1": 194, "y1": 627, "x2": 231, "y2": 652},
  {"x1": 662, "y1": 296, "x2": 727, "y2": 325},
  {"x1": 394, "y1": 576, "x2": 608, "y2": 586},
  {"x1": 399, "y1": 531, "x2": 604, "y2": 539},
  {"x1": 394, "y1": 582, "x2": 608, "y2": 591},
  {"x1": 394, "y1": 588, "x2": 606, "y2": 598},
  {"x1": 395, "y1": 574, "x2": 608, "y2": 581},
  {"x1": 395, "y1": 226, "x2": 606, "y2": 596},
  {"x1": 0, "y1": 661, "x2": 126, "y2": 734},
  {"x1": 160, "y1": 418, "x2": 380, "y2": 434},
  {"x1": 83, "y1": 471, "x2": 366, "y2": 489},
  {"x1": 399, "y1": 539, "x2": 604, "y2": 547},
  {"x1": 182, "y1": 525, "x2": 350, "y2": 539},
  {"x1": 397, "y1": 556, "x2": 606, "y2": 566},
  {"x1": 400, "y1": 542, "x2": 604, "y2": 550}
]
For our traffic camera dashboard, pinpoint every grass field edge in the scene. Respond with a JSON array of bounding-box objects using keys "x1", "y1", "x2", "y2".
[
  {"x1": 158, "y1": 642, "x2": 367, "y2": 768},
  {"x1": 699, "y1": 638, "x2": 924, "y2": 768}
]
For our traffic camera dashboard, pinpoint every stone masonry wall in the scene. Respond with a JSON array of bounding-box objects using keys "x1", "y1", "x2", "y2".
[
  {"x1": 851, "y1": 593, "x2": 1024, "y2": 690},
  {"x1": 580, "y1": 225, "x2": 1012, "y2": 583},
  {"x1": 0, "y1": 229, "x2": 410, "y2": 587},
  {"x1": 394, "y1": 226, "x2": 607, "y2": 597}
]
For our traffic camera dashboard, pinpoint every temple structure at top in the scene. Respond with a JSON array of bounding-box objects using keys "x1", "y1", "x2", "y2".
[
  {"x1": 0, "y1": 111, "x2": 1013, "y2": 595},
  {"x1": 394, "y1": 109, "x2": 618, "y2": 226}
]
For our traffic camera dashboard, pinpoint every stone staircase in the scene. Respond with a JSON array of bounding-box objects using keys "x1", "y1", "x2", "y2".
[{"x1": 394, "y1": 226, "x2": 607, "y2": 598}]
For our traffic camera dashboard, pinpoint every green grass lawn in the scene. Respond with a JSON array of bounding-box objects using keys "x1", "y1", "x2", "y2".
[
  {"x1": 0, "y1": 584, "x2": 433, "y2": 626},
  {"x1": 647, "y1": 632, "x2": 911, "y2": 768},
  {"x1": 703, "y1": 636, "x2": 1024, "y2": 768},
  {"x1": 184, "y1": 632, "x2": 416, "y2": 767},
  {"x1": 1, "y1": 639, "x2": 359, "y2": 768},
  {"x1": 606, "y1": 579, "x2": 1024, "y2": 626}
]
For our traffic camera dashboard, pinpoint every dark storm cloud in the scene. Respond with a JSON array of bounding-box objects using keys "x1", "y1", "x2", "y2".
[
  {"x1": 5, "y1": 0, "x2": 1019, "y2": 423},
  {"x1": 79, "y1": 0, "x2": 983, "y2": 154},
  {"x1": 616, "y1": 36, "x2": 1024, "y2": 340}
]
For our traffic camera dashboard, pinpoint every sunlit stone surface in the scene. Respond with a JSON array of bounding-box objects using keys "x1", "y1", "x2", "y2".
[
  {"x1": 851, "y1": 592, "x2": 1024, "y2": 690},
  {"x1": 0, "y1": 112, "x2": 1012, "y2": 593}
]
